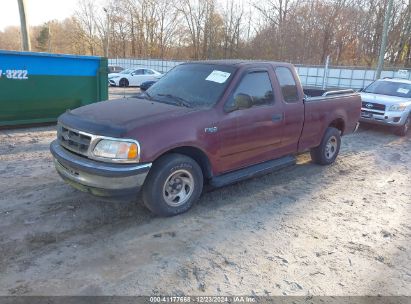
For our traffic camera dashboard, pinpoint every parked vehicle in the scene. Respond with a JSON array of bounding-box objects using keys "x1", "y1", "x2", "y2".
[
  {"x1": 108, "y1": 65, "x2": 124, "y2": 74},
  {"x1": 140, "y1": 80, "x2": 157, "y2": 91},
  {"x1": 360, "y1": 78, "x2": 411, "y2": 136},
  {"x1": 108, "y1": 68, "x2": 132, "y2": 79},
  {"x1": 50, "y1": 61, "x2": 361, "y2": 216},
  {"x1": 108, "y1": 68, "x2": 162, "y2": 87}
]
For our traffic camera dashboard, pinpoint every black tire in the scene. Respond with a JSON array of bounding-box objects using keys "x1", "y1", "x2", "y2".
[
  {"x1": 119, "y1": 78, "x2": 129, "y2": 87},
  {"x1": 310, "y1": 127, "x2": 341, "y2": 165},
  {"x1": 394, "y1": 115, "x2": 410, "y2": 136},
  {"x1": 142, "y1": 154, "x2": 203, "y2": 217}
]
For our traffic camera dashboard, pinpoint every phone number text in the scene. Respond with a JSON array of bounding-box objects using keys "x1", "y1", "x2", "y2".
[{"x1": 0, "y1": 69, "x2": 29, "y2": 80}]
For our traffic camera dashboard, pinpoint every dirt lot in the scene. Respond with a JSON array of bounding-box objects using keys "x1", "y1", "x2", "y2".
[
  {"x1": 0, "y1": 112, "x2": 410, "y2": 295},
  {"x1": 108, "y1": 86, "x2": 140, "y2": 100}
]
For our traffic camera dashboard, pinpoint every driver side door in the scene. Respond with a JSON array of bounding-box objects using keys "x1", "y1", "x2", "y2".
[{"x1": 216, "y1": 69, "x2": 285, "y2": 173}]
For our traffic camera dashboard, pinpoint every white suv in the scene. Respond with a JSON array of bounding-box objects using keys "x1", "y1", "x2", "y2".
[{"x1": 360, "y1": 78, "x2": 411, "y2": 136}]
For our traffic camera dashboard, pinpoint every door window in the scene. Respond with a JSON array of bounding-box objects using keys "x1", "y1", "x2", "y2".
[
  {"x1": 144, "y1": 69, "x2": 155, "y2": 75},
  {"x1": 226, "y1": 71, "x2": 274, "y2": 110},
  {"x1": 133, "y1": 69, "x2": 144, "y2": 75},
  {"x1": 275, "y1": 67, "x2": 299, "y2": 103}
]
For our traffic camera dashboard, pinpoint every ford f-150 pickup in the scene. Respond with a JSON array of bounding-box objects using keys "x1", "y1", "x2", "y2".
[{"x1": 50, "y1": 61, "x2": 361, "y2": 216}]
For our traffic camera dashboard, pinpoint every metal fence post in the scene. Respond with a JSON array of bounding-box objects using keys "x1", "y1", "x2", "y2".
[{"x1": 322, "y1": 55, "x2": 330, "y2": 89}]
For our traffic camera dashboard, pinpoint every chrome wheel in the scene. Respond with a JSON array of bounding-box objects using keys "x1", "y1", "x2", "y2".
[
  {"x1": 162, "y1": 169, "x2": 194, "y2": 207},
  {"x1": 325, "y1": 135, "x2": 338, "y2": 159}
]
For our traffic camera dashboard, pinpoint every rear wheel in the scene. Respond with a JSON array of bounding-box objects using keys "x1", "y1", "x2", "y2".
[
  {"x1": 394, "y1": 116, "x2": 410, "y2": 136},
  {"x1": 142, "y1": 154, "x2": 203, "y2": 216},
  {"x1": 310, "y1": 127, "x2": 341, "y2": 165},
  {"x1": 119, "y1": 78, "x2": 129, "y2": 87}
]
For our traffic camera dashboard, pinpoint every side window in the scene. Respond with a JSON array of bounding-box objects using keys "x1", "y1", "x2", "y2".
[
  {"x1": 133, "y1": 69, "x2": 144, "y2": 75},
  {"x1": 144, "y1": 69, "x2": 154, "y2": 75},
  {"x1": 226, "y1": 71, "x2": 274, "y2": 110},
  {"x1": 275, "y1": 67, "x2": 299, "y2": 103}
]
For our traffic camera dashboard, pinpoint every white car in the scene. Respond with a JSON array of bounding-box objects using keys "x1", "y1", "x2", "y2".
[{"x1": 108, "y1": 68, "x2": 162, "y2": 87}]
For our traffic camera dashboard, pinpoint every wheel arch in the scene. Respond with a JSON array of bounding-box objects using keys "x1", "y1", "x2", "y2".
[
  {"x1": 156, "y1": 146, "x2": 213, "y2": 179},
  {"x1": 328, "y1": 117, "x2": 345, "y2": 135},
  {"x1": 119, "y1": 77, "x2": 129, "y2": 86}
]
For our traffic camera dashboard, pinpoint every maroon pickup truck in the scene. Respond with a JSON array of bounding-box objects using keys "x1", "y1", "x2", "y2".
[{"x1": 50, "y1": 61, "x2": 361, "y2": 216}]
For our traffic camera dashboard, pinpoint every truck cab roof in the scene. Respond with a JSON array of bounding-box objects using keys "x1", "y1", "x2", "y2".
[{"x1": 183, "y1": 60, "x2": 292, "y2": 68}]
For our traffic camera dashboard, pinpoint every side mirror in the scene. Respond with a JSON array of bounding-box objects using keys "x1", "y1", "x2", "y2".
[
  {"x1": 131, "y1": 72, "x2": 135, "y2": 76},
  {"x1": 234, "y1": 93, "x2": 253, "y2": 110}
]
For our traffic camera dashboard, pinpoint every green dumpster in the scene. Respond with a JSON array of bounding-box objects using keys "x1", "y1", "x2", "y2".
[{"x1": 0, "y1": 50, "x2": 108, "y2": 126}]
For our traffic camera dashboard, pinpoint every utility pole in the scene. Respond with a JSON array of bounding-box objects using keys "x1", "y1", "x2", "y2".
[
  {"x1": 17, "y1": 0, "x2": 31, "y2": 51},
  {"x1": 375, "y1": 0, "x2": 394, "y2": 79},
  {"x1": 48, "y1": 22, "x2": 52, "y2": 52},
  {"x1": 322, "y1": 55, "x2": 330, "y2": 89},
  {"x1": 103, "y1": 7, "x2": 110, "y2": 58}
]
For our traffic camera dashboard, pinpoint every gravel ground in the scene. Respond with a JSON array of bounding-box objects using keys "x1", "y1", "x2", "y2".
[
  {"x1": 0, "y1": 116, "x2": 410, "y2": 296},
  {"x1": 108, "y1": 86, "x2": 140, "y2": 100}
]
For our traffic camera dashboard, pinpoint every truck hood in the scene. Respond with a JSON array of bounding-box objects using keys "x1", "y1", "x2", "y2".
[
  {"x1": 59, "y1": 97, "x2": 194, "y2": 138},
  {"x1": 360, "y1": 92, "x2": 411, "y2": 106}
]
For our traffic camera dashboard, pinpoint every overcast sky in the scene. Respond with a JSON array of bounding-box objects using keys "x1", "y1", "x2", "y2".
[{"x1": 0, "y1": 0, "x2": 77, "y2": 31}]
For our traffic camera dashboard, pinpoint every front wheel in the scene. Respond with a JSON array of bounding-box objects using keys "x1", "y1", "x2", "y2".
[
  {"x1": 119, "y1": 78, "x2": 129, "y2": 87},
  {"x1": 394, "y1": 116, "x2": 410, "y2": 136},
  {"x1": 310, "y1": 127, "x2": 341, "y2": 165},
  {"x1": 142, "y1": 154, "x2": 203, "y2": 216}
]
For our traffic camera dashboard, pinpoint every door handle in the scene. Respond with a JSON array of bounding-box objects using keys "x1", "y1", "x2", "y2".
[{"x1": 272, "y1": 113, "x2": 284, "y2": 122}]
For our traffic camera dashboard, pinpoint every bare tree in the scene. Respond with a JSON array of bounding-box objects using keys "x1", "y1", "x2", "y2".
[
  {"x1": 1, "y1": 0, "x2": 410, "y2": 67},
  {"x1": 75, "y1": 0, "x2": 99, "y2": 55}
]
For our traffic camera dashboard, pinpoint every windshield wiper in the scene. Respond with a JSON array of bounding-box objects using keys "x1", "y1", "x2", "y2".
[
  {"x1": 134, "y1": 91, "x2": 152, "y2": 100},
  {"x1": 156, "y1": 94, "x2": 192, "y2": 108},
  {"x1": 142, "y1": 91, "x2": 152, "y2": 99}
]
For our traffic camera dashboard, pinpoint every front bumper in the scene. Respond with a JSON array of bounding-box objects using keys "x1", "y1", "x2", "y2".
[
  {"x1": 50, "y1": 140, "x2": 151, "y2": 198},
  {"x1": 360, "y1": 110, "x2": 408, "y2": 127}
]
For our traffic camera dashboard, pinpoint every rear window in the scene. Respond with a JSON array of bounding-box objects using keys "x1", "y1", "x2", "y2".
[
  {"x1": 364, "y1": 80, "x2": 411, "y2": 98},
  {"x1": 275, "y1": 67, "x2": 299, "y2": 102}
]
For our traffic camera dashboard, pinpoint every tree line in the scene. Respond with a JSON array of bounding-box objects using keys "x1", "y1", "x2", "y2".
[{"x1": 0, "y1": 0, "x2": 410, "y2": 67}]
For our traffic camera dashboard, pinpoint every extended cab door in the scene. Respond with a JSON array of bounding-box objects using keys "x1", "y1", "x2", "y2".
[
  {"x1": 273, "y1": 66, "x2": 304, "y2": 154},
  {"x1": 216, "y1": 68, "x2": 285, "y2": 173}
]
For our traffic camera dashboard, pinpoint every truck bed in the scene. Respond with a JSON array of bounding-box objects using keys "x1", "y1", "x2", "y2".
[
  {"x1": 303, "y1": 87, "x2": 356, "y2": 98},
  {"x1": 298, "y1": 89, "x2": 361, "y2": 152}
]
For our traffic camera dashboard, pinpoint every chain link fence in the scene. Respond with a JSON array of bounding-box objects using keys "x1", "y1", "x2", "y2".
[
  {"x1": 109, "y1": 58, "x2": 183, "y2": 74},
  {"x1": 295, "y1": 65, "x2": 411, "y2": 89},
  {"x1": 109, "y1": 58, "x2": 411, "y2": 90}
]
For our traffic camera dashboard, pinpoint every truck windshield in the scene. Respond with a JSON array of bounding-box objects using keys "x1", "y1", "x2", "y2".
[
  {"x1": 364, "y1": 80, "x2": 411, "y2": 98},
  {"x1": 146, "y1": 63, "x2": 236, "y2": 108}
]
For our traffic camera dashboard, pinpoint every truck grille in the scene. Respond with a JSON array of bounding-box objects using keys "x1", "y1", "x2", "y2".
[
  {"x1": 57, "y1": 125, "x2": 91, "y2": 156},
  {"x1": 361, "y1": 102, "x2": 385, "y2": 112}
]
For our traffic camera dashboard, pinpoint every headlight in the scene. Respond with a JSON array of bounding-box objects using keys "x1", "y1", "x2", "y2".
[
  {"x1": 92, "y1": 139, "x2": 139, "y2": 162},
  {"x1": 389, "y1": 104, "x2": 407, "y2": 112}
]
